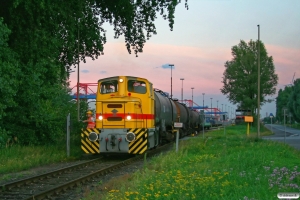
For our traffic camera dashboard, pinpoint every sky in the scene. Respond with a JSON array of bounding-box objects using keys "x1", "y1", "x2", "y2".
[{"x1": 69, "y1": 0, "x2": 300, "y2": 119}]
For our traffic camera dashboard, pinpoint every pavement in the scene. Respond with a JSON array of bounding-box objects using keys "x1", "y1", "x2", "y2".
[{"x1": 263, "y1": 124, "x2": 300, "y2": 150}]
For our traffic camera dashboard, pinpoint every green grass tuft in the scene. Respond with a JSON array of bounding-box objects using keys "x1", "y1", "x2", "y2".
[{"x1": 0, "y1": 140, "x2": 82, "y2": 177}]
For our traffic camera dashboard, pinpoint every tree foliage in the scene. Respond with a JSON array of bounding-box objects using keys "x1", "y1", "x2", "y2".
[
  {"x1": 221, "y1": 40, "x2": 278, "y2": 116},
  {"x1": 0, "y1": 18, "x2": 21, "y2": 146},
  {"x1": 276, "y1": 86, "x2": 293, "y2": 123},
  {"x1": 0, "y1": 0, "x2": 187, "y2": 146},
  {"x1": 289, "y1": 79, "x2": 300, "y2": 122},
  {"x1": 276, "y1": 79, "x2": 300, "y2": 123}
]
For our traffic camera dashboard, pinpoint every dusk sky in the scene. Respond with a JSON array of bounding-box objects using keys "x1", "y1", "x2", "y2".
[{"x1": 69, "y1": 0, "x2": 300, "y2": 119}]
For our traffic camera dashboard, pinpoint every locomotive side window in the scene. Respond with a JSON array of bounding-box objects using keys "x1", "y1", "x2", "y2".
[
  {"x1": 100, "y1": 80, "x2": 118, "y2": 94},
  {"x1": 149, "y1": 83, "x2": 153, "y2": 97},
  {"x1": 128, "y1": 80, "x2": 147, "y2": 94}
]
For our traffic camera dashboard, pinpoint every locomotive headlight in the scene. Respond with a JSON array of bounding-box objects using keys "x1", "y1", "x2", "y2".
[
  {"x1": 119, "y1": 78, "x2": 124, "y2": 83},
  {"x1": 88, "y1": 132, "x2": 98, "y2": 142},
  {"x1": 98, "y1": 115, "x2": 103, "y2": 120},
  {"x1": 126, "y1": 132, "x2": 135, "y2": 142},
  {"x1": 126, "y1": 115, "x2": 132, "y2": 120}
]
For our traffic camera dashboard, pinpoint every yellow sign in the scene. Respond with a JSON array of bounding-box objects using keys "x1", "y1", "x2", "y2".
[{"x1": 245, "y1": 116, "x2": 253, "y2": 122}]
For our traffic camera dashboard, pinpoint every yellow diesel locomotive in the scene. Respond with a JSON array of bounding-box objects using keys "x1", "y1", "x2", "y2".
[{"x1": 81, "y1": 76, "x2": 203, "y2": 155}]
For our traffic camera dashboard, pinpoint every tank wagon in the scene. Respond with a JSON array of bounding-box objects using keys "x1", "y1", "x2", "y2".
[{"x1": 81, "y1": 76, "x2": 204, "y2": 155}]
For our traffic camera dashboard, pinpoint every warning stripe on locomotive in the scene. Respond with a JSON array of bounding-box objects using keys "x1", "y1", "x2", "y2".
[
  {"x1": 81, "y1": 128, "x2": 100, "y2": 154},
  {"x1": 128, "y1": 128, "x2": 148, "y2": 154}
]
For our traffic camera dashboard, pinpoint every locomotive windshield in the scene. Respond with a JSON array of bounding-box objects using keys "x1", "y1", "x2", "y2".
[
  {"x1": 127, "y1": 80, "x2": 147, "y2": 94},
  {"x1": 100, "y1": 80, "x2": 118, "y2": 94}
]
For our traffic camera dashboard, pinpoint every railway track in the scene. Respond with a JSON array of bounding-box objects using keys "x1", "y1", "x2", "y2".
[{"x1": 0, "y1": 144, "x2": 172, "y2": 200}]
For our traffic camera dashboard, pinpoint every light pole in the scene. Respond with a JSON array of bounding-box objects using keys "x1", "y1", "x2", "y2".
[
  {"x1": 191, "y1": 87, "x2": 194, "y2": 108},
  {"x1": 180, "y1": 78, "x2": 184, "y2": 102},
  {"x1": 257, "y1": 24, "x2": 261, "y2": 138},
  {"x1": 225, "y1": 104, "x2": 227, "y2": 121},
  {"x1": 77, "y1": 18, "x2": 80, "y2": 121},
  {"x1": 210, "y1": 98, "x2": 213, "y2": 118},
  {"x1": 169, "y1": 64, "x2": 174, "y2": 98},
  {"x1": 283, "y1": 108, "x2": 287, "y2": 144},
  {"x1": 222, "y1": 104, "x2": 223, "y2": 121},
  {"x1": 217, "y1": 100, "x2": 219, "y2": 110},
  {"x1": 270, "y1": 115, "x2": 273, "y2": 134},
  {"x1": 202, "y1": 93, "x2": 205, "y2": 139}
]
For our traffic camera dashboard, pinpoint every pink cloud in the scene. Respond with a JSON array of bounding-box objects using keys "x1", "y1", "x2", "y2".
[{"x1": 265, "y1": 44, "x2": 300, "y2": 89}]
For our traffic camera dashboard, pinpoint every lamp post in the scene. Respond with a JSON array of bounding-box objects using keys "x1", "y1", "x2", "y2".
[
  {"x1": 202, "y1": 93, "x2": 205, "y2": 139},
  {"x1": 77, "y1": 18, "x2": 80, "y2": 121},
  {"x1": 210, "y1": 98, "x2": 213, "y2": 118},
  {"x1": 270, "y1": 115, "x2": 273, "y2": 134},
  {"x1": 191, "y1": 87, "x2": 194, "y2": 108},
  {"x1": 257, "y1": 24, "x2": 261, "y2": 138},
  {"x1": 180, "y1": 78, "x2": 184, "y2": 102},
  {"x1": 169, "y1": 64, "x2": 174, "y2": 98},
  {"x1": 217, "y1": 100, "x2": 219, "y2": 110},
  {"x1": 225, "y1": 104, "x2": 227, "y2": 121},
  {"x1": 222, "y1": 104, "x2": 223, "y2": 121},
  {"x1": 283, "y1": 108, "x2": 287, "y2": 144}
]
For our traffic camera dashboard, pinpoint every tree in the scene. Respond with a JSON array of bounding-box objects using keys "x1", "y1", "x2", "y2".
[
  {"x1": 0, "y1": 0, "x2": 188, "y2": 145},
  {"x1": 0, "y1": 18, "x2": 21, "y2": 147},
  {"x1": 221, "y1": 40, "x2": 278, "y2": 118},
  {"x1": 288, "y1": 79, "x2": 300, "y2": 122},
  {"x1": 276, "y1": 86, "x2": 293, "y2": 123}
]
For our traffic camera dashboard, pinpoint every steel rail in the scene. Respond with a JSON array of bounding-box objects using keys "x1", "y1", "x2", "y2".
[
  {"x1": 0, "y1": 157, "x2": 102, "y2": 191},
  {"x1": 0, "y1": 144, "x2": 171, "y2": 200},
  {"x1": 26, "y1": 144, "x2": 172, "y2": 200}
]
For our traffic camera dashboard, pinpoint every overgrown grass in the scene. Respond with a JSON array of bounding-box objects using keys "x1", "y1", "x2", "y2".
[
  {"x1": 0, "y1": 138, "x2": 82, "y2": 177},
  {"x1": 84, "y1": 125, "x2": 300, "y2": 200}
]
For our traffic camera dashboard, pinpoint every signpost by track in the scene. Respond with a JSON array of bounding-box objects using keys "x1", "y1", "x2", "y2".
[{"x1": 174, "y1": 122, "x2": 183, "y2": 152}]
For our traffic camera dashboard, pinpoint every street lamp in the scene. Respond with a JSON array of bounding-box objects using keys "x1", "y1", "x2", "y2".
[
  {"x1": 169, "y1": 64, "x2": 174, "y2": 98},
  {"x1": 191, "y1": 87, "x2": 194, "y2": 108},
  {"x1": 217, "y1": 100, "x2": 219, "y2": 110},
  {"x1": 202, "y1": 93, "x2": 205, "y2": 139},
  {"x1": 270, "y1": 115, "x2": 273, "y2": 134},
  {"x1": 210, "y1": 98, "x2": 213, "y2": 117},
  {"x1": 257, "y1": 24, "x2": 261, "y2": 138},
  {"x1": 225, "y1": 104, "x2": 227, "y2": 121},
  {"x1": 283, "y1": 107, "x2": 287, "y2": 144},
  {"x1": 77, "y1": 18, "x2": 80, "y2": 121},
  {"x1": 180, "y1": 78, "x2": 184, "y2": 102},
  {"x1": 222, "y1": 104, "x2": 223, "y2": 121}
]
